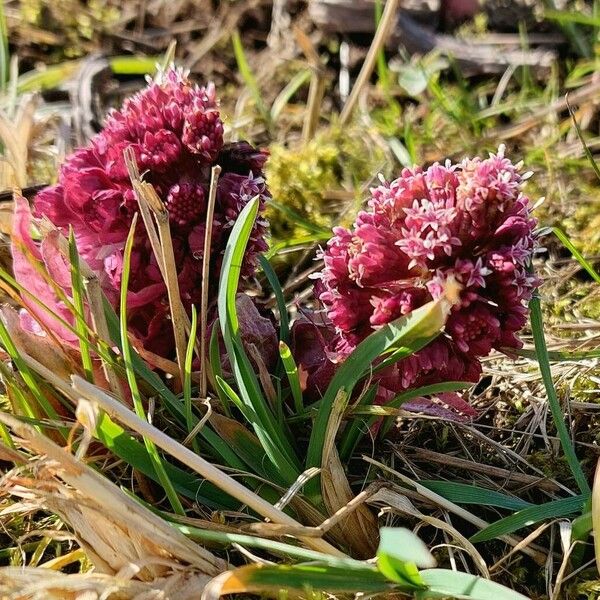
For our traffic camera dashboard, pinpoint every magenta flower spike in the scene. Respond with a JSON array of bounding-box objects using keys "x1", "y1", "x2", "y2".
[
  {"x1": 18, "y1": 68, "x2": 270, "y2": 356},
  {"x1": 303, "y1": 147, "x2": 538, "y2": 419}
]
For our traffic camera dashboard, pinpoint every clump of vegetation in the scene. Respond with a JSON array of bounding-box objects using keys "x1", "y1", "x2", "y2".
[
  {"x1": 266, "y1": 124, "x2": 388, "y2": 240},
  {"x1": 17, "y1": 0, "x2": 120, "y2": 59},
  {"x1": 5, "y1": 1, "x2": 600, "y2": 598}
]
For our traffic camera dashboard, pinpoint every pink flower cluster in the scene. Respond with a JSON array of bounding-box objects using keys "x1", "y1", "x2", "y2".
[
  {"x1": 308, "y1": 147, "x2": 538, "y2": 417},
  {"x1": 26, "y1": 68, "x2": 269, "y2": 355}
]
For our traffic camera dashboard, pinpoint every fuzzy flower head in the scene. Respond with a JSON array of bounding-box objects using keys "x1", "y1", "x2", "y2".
[
  {"x1": 28, "y1": 68, "x2": 269, "y2": 355},
  {"x1": 315, "y1": 146, "x2": 538, "y2": 393}
]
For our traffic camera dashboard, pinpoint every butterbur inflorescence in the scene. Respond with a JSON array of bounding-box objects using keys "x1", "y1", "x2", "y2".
[
  {"x1": 307, "y1": 146, "x2": 538, "y2": 417},
  {"x1": 18, "y1": 68, "x2": 269, "y2": 356}
]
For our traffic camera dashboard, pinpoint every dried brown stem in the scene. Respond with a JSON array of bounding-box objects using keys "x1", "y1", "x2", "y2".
[
  {"x1": 200, "y1": 165, "x2": 221, "y2": 399},
  {"x1": 124, "y1": 149, "x2": 188, "y2": 385},
  {"x1": 403, "y1": 446, "x2": 562, "y2": 492},
  {"x1": 124, "y1": 148, "x2": 166, "y2": 281},
  {"x1": 339, "y1": 0, "x2": 400, "y2": 125},
  {"x1": 303, "y1": 69, "x2": 327, "y2": 143}
]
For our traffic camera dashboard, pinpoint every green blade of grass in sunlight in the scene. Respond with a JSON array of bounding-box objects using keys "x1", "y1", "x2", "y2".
[
  {"x1": 530, "y1": 293, "x2": 591, "y2": 496},
  {"x1": 305, "y1": 297, "x2": 449, "y2": 499},
  {"x1": 553, "y1": 227, "x2": 600, "y2": 283},
  {"x1": 183, "y1": 304, "x2": 200, "y2": 452},
  {"x1": 68, "y1": 229, "x2": 94, "y2": 382},
  {"x1": 232, "y1": 29, "x2": 272, "y2": 127},
  {"x1": 259, "y1": 255, "x2": 290, "y2": 344},
  {"x1": 279, "y1": 341, "x2": 303, "y2": 414},
  {"x1": 218, "y1": 197, "x2": 301, "y2": 484},
  {"x1": 470, "y1": 494, "x2": 588, "y2": 543},
  {"x1": 119, "y1": 216, "x2": 184, "y2": 515}
]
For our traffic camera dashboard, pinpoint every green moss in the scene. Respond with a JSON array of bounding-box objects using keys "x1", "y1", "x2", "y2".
[
  {"x1": 17, "y1": 0, "x2": 121, "y2": 59},
  {"x1": 567, "y1": 196, "x2": 600, "y2": 256},
  {"x1": 565, "y1": 573, "x2": 600, "y2": 599},
  {"x1": 543, "y1": 278, "x2": 600, "y2": 330},
  {"x1": 266, "y1": 125, "x2": 388, "y2": 240},
  {"x1": 528, "y1": 450, "x2": 573, "y2": 482}
]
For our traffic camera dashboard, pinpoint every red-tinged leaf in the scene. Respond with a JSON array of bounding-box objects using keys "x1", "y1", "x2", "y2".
[{"x1": 11, "y1": 195, "x2": 77, "y2": 345}]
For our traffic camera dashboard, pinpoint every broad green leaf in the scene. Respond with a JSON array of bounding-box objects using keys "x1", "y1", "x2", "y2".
[
  {"x1": 419, "y1": 569, "x2": 529, "y2": 599},
  {"x1": 376, "y1": 528, "x2": 433, "y2": 587},
  {"x1": 214, "y1": 563, "x2": 400, "y2": 595}
]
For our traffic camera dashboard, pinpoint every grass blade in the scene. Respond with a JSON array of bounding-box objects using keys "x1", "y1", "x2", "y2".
[
  {"x1": 174, "y1": 522, "x2": 361, "y2": 566},
  {"x1": 553, "y1": 227, "x2": 600, "y2": 283},
  {"x1": 270, "y1": 69, "x2": 312, "y2": 122},
  {"x1": 218, "y1": 197, "x2": 301, "y2": 483},
  {"x1": 231, "y1": 29, "x2": 271, "y2": 127},
  {"x1": 102, "y1": 298, "x2": 244, "y2": 469},
  {"x1": 593, "y1": 459, "x2": 600, "y2": 572},
  {"x1": 95, "y1": 411, "x2": 237, "y2": 508},
  {"x1": 0, "y1": 0, "x2": 8, "y2": 91},
  {"x1": 339, "y1": 381, "x2": 470, "y2": 459},
  {"x1": 279, "y1": 341, "x2": 303, "y2": 414},
  {"x1": 208, "y1": 321, "x2": 231, "y2": 417},
  {"x1": 68, "y1": 230, "x2": 94, "y2": 382},
  {"x1": 306, "y1": 296, "x2": 449, "y2": 498},
  {"x1": 119, "y1": 217, "x2": 184, "y2": 515},
  {"x1": 470, "y1": 495, "x2": 588, "y2": 543},
  {"x1": 259, "y1": 255, "x2": 290, "y2": 344},
  {"x1": 530, "y1": 293, "x2": 591, "y2": 495},
  {"x1": 374, "y1": 0, "x2": 390, "y2": 90},
  {"x1": 419, "y1": 481, "x2": 532, "y2": 511},
  {"x1": 266, "y1": 199, "x2": 332, "y2": 236},
  {"x1": 184, "y1": 305, "x2": 199, "y2": 452},
  {"x1": 517, "y1": 347, "x2": 600, "y2": 361},
  {"x1": 0, "y1": 319, "x2": 61, "y2": 429},
  {"x1": 567, "y1": 95, "x2": 600, "y2": 181}
]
